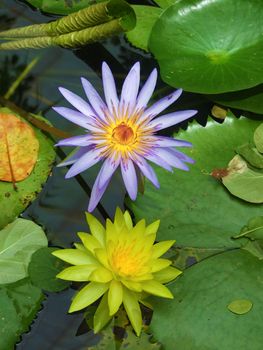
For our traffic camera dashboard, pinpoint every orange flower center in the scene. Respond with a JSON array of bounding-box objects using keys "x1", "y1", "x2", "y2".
[
  {"x1": 110, "y1": 245, "x2": 142, "y2": 277},
  {"x1": 112, "y1": 123, "x2": 135, "y2": 145}
]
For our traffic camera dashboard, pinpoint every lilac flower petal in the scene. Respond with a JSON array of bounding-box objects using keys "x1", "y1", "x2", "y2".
[
  {"x1": 121, "y1": 159, "x2": 138, "y2": 200},
  {"x1": 135, "y1": 156, "x2": 159, "y2": 188},
  {"x1": 169, "y1": 148, "x2": 195, "y2": 164},
  {"x1": 120, "y1": 62, "x2": 140, "y2": 112},
  {"x1": 57, "y1": 146, "x2": 92, "y2": 167},
  {"x1": 149, "y1": 136, "x2": 192, "y2": 148},
  {"x1": 98, "y1": 155, "x2": 121, "y2": 190},
  {"x1": 145, "y1": 153, "x2": 173, "y2": 172},
  {"x1": 58, "y1": 87, "x2": 95, "y2": 116},
  {"x1": 148, "y1": 110, "x2": 197, "y2": 131},
  {"x1": 102, "y1": 62, "x2": 119, "y2": 113},
  {"x1": 56, "y1": 135, "x2": 94, "y2": 147},
  {"x1": 154, "y1": 148, "x2": 189, "y2": 171},
  {"x1": 136, "y1": 68, "x2": 157, "y2": 111},
  {"x1": 53, "y1": 107, "x2": 98, "y2": 131},
  {"x1": 142, "y1": 89, "x2": 183, "y2": 119},
  {"x1": 88, "y1": 166, "x2": 111, "y2": 212},
  {"x1": 65, "y1": 147, "x2": 103, "y2": 178},
  {"x1": 81, "y1": 77, "x2": 107, "y2": 121}
]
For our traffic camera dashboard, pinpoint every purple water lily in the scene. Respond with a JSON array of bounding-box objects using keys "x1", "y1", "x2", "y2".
[{"x1": 54, "y1": 62, "x2": 197, "y2": 212}]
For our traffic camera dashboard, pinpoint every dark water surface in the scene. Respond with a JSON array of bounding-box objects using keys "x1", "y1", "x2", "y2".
[{"x1": 0, "y1": 1, "x2": 210, "y2": 348}]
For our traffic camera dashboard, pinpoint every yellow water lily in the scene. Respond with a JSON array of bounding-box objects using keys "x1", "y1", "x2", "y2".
[{"x1": 52, "y1": 208, "x2": 182, "y2": 336}]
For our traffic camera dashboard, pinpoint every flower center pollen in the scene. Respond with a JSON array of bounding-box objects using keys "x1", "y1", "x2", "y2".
[{"x1": 112, "y1": 123, "x2": 135, "y2": 145}]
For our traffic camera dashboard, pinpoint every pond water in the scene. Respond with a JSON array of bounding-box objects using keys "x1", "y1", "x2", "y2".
[{"x1": 0, "y1": 1, "x2": 211, "y2": 348}]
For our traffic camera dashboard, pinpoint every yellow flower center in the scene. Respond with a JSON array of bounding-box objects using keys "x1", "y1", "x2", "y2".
[
  {"x1": 110, "y1": 244, "x2": 143, "y2": 277},
  {"x1": 112, "y1": 123, "x2": 135, "y2": 145}
]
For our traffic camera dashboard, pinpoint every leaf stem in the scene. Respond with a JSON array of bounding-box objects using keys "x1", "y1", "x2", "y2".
[{"x1": 232, "y1": 225, "x2": 263, "y2": 239}]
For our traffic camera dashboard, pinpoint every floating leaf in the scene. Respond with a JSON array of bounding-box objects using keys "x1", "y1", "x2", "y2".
[
  {"x1": 254, "y1": 123, "x2": 263, "y2": 153},
  {"x1": 222, "y1": 155, "x2": 263, "y2": 203},
  {"x1": 127, "y1": 115, "x2": 263, "y2": 248},
  {"x1": 227, "y1": 299, "x2": 253, "y2": 315},
  {"x1": 0, "y1": 278, "x2": 44, "y2": 350},
  {"x1": 28, "y1": 247, "x2": 70, "y2": 292},
  {"x1": 149, "y1": 0, "x2": 263, "y2": 93},
  {"x1": 153, "y1": 0, "x2": 174, "y2": 8},
  {"x1": 236, "y1": 143, "x2": 263, "y2": 169},
  {"x1": 25, "y1": 0, "x2": 104, "y2": 15},
  {"x1": 233, "y1": 216, "x2": 263, "y2": 241},
  {"x1": 150, "y1": 250, "x2": 263, "y2": 349},
  {"x1": 0, "y1": 218, "x2": 47, "y2": 284},
  {"x1": 242, "y1": 240, "x2": 263, "y2": 260},
  {"x1": 126, "y1": 6, "x2": 162, "y2": 51},
  {"x1": 0, "y1": 112, "x2": 39, "y2": 182},
  {"x1": 119, "y1": 328, "x2": 161, "y2": 350},
  {"x1": 0, "y1": 109, "x2": 55, "y2": 229}
]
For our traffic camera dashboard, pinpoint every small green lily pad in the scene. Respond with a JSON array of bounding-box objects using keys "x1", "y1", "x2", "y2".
[{"x1": 227, "y1": 299, "x2": 253, "y2": 315}]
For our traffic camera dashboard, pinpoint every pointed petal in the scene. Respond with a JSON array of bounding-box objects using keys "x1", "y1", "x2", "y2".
[
  {"x1": 142, "y1": 280, "x2": 173, "y2": 299},
  {"x1": 136, "y1": 68, "x2": 157, "y2": 110},
  {"x1": 56, "y1": 135, "x2": 94, "y2": 147},
  {"x1": 85, "y1": 212, "x2": 105, "y2": 246},
  {"x1": 123, "y1": 210, "x2": 133, "y2": 230},
  {"x1": 154, "y1": 148, "x2": 189, "y2": 171},
  {"x1": 94, "y1": 248, "x2": 110, "y2": 269},
  {"x1": 78, "y1": 232, "x2": 102, "y2": 253},
  {"x1": 114, "y1": 207, "x2": 126, "y2": 229},
  {"x1": 122, "y1": 288, "x2": 142, "y2": 336},
  {"x1": 89, "y1": 267, "x2": 113, "y2": 283},
  {"x1": 145, "y1": 153, "x2": 173, "y2": 172},
  {"x1": 56, "y1": 264, "x2": 97, "y2": 281},
  {"x1": 154, "y1": 266, "x2": 182, "y2": 284},
  {"x1": 53, "y1": 107, "x2": 98, "y2": 131},
  {"x1": 81, "y1": 77, "x2": 108, "y2": 121},
  {"x1": 143, "y1": 89, "x2": 183, "y2": 119},
  {"x1": 52, "y1": 248, "x2": 98, "y2": 265},
  {"x1": 149, "y1": 110, "x2": 197, "y2": 131},
  {"x1": 120, "y1": 62, "x2": 140, "y2": 112},
  {"x1": 122, "y1": 280, "x2": 142, "y2": 292},
  {"x1": 152, "y1": 240, "x2": 175, "y2": 259},
  {"x1": 135, "y1": 156, "x2": 159, "y2": 188},
  {"x1": 153, "y1": 136, "x2": 192, "y2": 148},
  {"x1": 102, "y1": 62, "x2": 119, "y2": 113},
  {"x1": 108, "y1": 280, "x2": 123, "y2": 315},
  {"x1": 169, "y1": 148, "x2": 195, "y2": 164},
  {"x1": 65, "y1": 147, "x2": 103, "y2": 178},
  {"x1": 121, "y1": 159, "x2": 137, "y2": 200},
  {"x1": 58, "y1": 87, "x2": 95, "y2": 116},
  {"x1": 93, "y1": 293, "x2": 112, "y2": 333},
  {"x1": 151, "y1": 258, "x2": 171, "y2": 273},
  {"x1": 69, "y1": 282, "x2": 109, "y2": 312},
  {"x1": 57, "y1": 146, "x2": 92, "y2": 167},
  {"x1": 145, "y1": 220, "x2": 160, "y2": 236},
  {"x1": 98, "y1": 156, "x2": 120, "y2": 190}
]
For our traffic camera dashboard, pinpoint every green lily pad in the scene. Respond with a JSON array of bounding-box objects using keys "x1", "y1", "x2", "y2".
[
  {"x1": 222, "y1": 155, "x2": 263, "y2": 203},
  {"x1": 0, "y1": 218, "x2": 48, "y2": 284},
  {"x1": 236, "y1": 143, "x2": 263, "y2": 169},
  {"x1": 25, "y1": 0, "x2": 105, "y2": 15},
  {"x1": 127, "y1": 115, "x2": 263, "y2": 248},
  {"x1": 150, "y1": 249, "x2": 263, "y2": 350},
  {"x1": 153, "y1": 0, "x2": 174, "y2": 8},
  {"x1": 126, "y1": 6, "x2": 162, "y2": 51},
  {"x1": 149, "y1": 0, "x2": 263, "y2": 93},
  {"x1": 227, "y1": 299, "x2": 253, "y2": 315},
  {"x1": 0, "y1": 278, "x2": 44, "y2": 350},
  {"x1": 28, "y1": 247, "x2": 70, "y2": 292},
  {"x1": 233, "y1": 216, "x2": 263, "y2": 241},
  {"x1": 254, "y1": 124, "x2": 263, "y2": 153},
  {"x1": 0, "y1": 109, "x2": 55, "y2": 229}
]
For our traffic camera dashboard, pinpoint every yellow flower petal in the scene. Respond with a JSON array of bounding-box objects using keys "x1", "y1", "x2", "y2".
[
  {"x1": 132, "y1": 273, "x2": 153, "y2": 282},
  {"x1": 122, "y1": 288, "x2": 142, "y2": 336},
  {"x1": 57, "y1": 264, "x2": 98, "y2": 281},
  {"x1": 89, "y1": 267, "x2": 113, "y2": 283},
  {"x1": 94, "y1": 248, "x2": 110, "y2": 269},
  {"x1": 108, "y1": 280, "x2": 123, "y2": 316},
  {"x1": 154, "y1": 266, "x2": 182, "y2": 283},
  {"x1": 123, "y1": 210, "x2": 133, "y2": 230},
  {"x1": 130, "y1": 219, "x2": 146, "y2": 236},
  {"x1": 114, "y1": 207, "x2": 126, "y2": 230},
  {"x1": 145, "y1": 220, "x2": 160, "y2": 236},
  {"x1": 52, "y1": 249, "x2": 97, "y2": 265},
  {"x1": 69, "y1": 282, "x2": 109, "y2": 313},
  {"x1": 151, "y1": 258, "x2": 172, "y2": 273},
  {"x1": 142, "y1": 280, "x2": 173, "y2": 299},
  {"x1": 93, "y1": 293, "x2": 112, "y2": 333},
  {"x1": 74, "y1": 243, "x2": 86, "y2": 252},
  {"x1": 152, "y1": 240, "x2": 175, "y2": 259},
  {"x1": 78, "y1": 232, "x2": 102, "y2": 253},
  {"x1": 85, "y1": 212, "x2": 105, "y2": 246},
  {"x1": 121, "y1": 280, "x2": 142, "y2": 292}
]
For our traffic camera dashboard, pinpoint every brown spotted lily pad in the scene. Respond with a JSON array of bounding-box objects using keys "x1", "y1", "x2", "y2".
[{"x1": 0, "y1": 113, "x2": 39, "y2": 182}]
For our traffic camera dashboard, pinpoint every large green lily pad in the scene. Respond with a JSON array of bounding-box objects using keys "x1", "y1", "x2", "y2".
[
  {"x1": 149, "y1": 0, "x2": 263, "y2": 93},
  {"x1": 127, "y1": 115, "x2": 263, "y2": 248},
  {"x1": 0, "y1": 109, "x2": 55, "y2": 229},
  {"x1": 150, "y1": 249, "x2": 263, "y2": 350}
]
